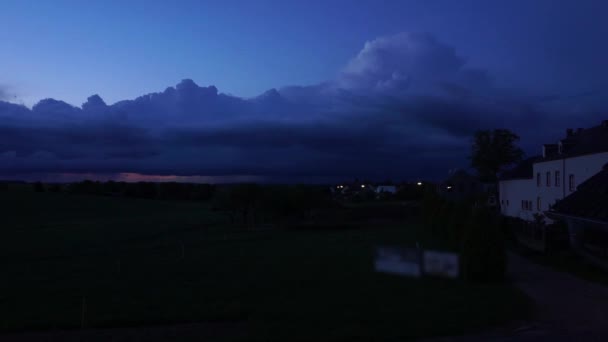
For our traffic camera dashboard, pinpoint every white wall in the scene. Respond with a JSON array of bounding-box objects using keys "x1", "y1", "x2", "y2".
[
  {"x1": 500, "y1": 152, "x2": 608, "y2": 222},
  {"x1": 565, "y1": 152, "x2": 608, "y2": 191},
  {"x1": 499, "y1": 178, "x2": 536, "y2": 221},
  {"x1": 533, "y1": 159, "x2": 564, "y2": 212}
]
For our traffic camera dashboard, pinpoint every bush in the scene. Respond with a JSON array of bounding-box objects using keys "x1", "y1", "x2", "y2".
[
  {"x1": 546, "y1": 220, "x2": 570, "y2": 251},
  {"x1": 33, "y1": 182, "x2": 45, "y2": 193},
  {"x1": 125, "y1": 182, "x2": 157, "y2": 199},
  {"x1": 460, "y1": 208, "x2": 506, "y2": 282},
  {"x1": 0, "y1": 182, "x2": 8, "y2": 192},
  {"x1": 49, "y1": 184, "x2": 62, "y2": 193},
  {"x1": 69, "y1": 180, "x2": 102, "y2": 195}
]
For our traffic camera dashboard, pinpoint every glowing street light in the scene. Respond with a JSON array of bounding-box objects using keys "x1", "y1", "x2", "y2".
[
  {"x1": 361, "y1": 184, "x2": 366, "y2": 188},
  {"x1": 416, "y1": 182, "x2": 423, "y2": 186}
]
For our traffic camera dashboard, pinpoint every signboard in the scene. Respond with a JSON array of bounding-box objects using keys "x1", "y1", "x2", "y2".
[
  {"x1": 374, "y1": 247, "x2": 421, "y2": 278},
  {"x1": 423, "y1": 250, "x2": 459, "y2": 278}
]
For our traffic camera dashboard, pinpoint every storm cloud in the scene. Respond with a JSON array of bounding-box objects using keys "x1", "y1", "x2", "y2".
[{"x1": 1, "y1": 32, "x2": 606, "y2": 182}]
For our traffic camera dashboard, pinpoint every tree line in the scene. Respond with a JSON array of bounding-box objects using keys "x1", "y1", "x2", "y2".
[{"x1": 43, "y1": 180, "x2": 216, "y2": 201}]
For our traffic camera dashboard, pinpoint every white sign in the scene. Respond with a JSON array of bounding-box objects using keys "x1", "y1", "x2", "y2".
[
  {"x1": 423, "y1": 250, "x2": 459, "y2": 278},
  {"x1": 374, "y1": 247, "x2": 421, "y2": 278}
]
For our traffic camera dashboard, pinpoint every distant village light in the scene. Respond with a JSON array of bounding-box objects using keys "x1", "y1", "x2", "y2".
[
  {"x1": 417, "y1": 182, "x2": 423, "y2": 186},
  {"x1": 361, "y1": 184, "x2": 365, "y2": 188}
]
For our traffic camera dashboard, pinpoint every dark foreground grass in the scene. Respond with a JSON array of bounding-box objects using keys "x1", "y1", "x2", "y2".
[{"x1": 0, "y1": 190, "x2": 530, "y2": 341}]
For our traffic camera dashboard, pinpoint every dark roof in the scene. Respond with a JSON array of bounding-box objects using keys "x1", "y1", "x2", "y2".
[
  {"x1": 551, "y1": 164, "x2": 608, "y2": 223},
  {"x1": 541, "y1": 122, "x2": 608, "y2": 161},
  {"x1": 499, "y1": 156, "x2": 541, "y2": 181}
]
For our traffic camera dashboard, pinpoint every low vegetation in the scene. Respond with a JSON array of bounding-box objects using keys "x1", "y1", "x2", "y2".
[
  {"x1": 0, "y1": 184, "x2": 529, "y2": 340},
  {"x1": 420, "y1": 190, "x2": 507, "y2": 281}
]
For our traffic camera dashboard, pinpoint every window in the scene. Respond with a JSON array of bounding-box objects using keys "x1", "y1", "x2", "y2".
[
  {"x1": 569, "y1": 174, "x2": 575, "y2": 191},
  {"x1": 546, "y1": 172, "x2": 551, "y2": 187},
  {"x1": 537, "y1": 173, "x2": 541, "y2": 187},
  {"x1": 555, "y1": 171, "x2": 561, "y2": 187},
  {"x1": 537, "y1": 197, "x2": 541, "y2": 211}
]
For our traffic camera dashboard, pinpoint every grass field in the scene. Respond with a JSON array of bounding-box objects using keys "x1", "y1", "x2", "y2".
[{"x1": 0, "y1": 188, "x2": 530, "y2": 341}]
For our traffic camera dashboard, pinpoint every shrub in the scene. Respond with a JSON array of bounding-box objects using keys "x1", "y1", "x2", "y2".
[
  {"x1": 69, "y1": 180, "x2": 102, "y2": 195},
  {"x1": 49, "y1": 184, "x2": 62, "y2": 193},
  {"x1": 460, "y1": 208, "x2": 506, "y2": 282},
  {"x1": 33, "y1": 182, "x2": 45, "y2": 193},
  {"x1": 546, "y1": 220, "x2": 570, "y2": 251}
]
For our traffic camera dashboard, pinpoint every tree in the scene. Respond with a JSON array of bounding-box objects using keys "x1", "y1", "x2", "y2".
[
  {"x1": 33, "y1": 182, "x2": 45, "y2": 193},
  {"x1": 470, "y1": 129, "x2": 524, "y2": 182},
  {"x1": 460, "y1": 208, "x2": 506, "y2": 282},
  {"x1": 228, "y1": 183, "x2": 261, "y2": 227}
]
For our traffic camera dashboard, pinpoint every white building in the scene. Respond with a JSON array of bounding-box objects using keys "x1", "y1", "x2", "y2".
[
  {"x1": 375, "y1": 185, "x2": 397, "y2": 194},
  {"x1": 499, "y1": 121, "x2": 608, "y2": 222}
]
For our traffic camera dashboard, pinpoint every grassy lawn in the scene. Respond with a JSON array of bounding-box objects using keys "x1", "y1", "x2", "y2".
[{"x1": 0, "y1": 189, "x2": 530, "y2": 341}]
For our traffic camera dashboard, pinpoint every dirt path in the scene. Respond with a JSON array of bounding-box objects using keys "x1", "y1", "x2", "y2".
[{"x1": 429, "y1": 252, "x2": 608, "y2": 341}]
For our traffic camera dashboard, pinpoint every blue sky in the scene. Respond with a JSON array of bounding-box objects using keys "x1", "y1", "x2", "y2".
[
  {"x1": 1, "y1": 0, "x2": 608, "y2": 182},
  {"x1": 2, "y1": 0, "x2": 606, "y2": 107}
]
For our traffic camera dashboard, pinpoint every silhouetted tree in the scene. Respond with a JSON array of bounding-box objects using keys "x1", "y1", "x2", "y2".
[
  {"x1": 229, "y1": 183, "x2": 261, "y2": 227},
  {"x1": 33, "y1": 182, "x2": 45, "y2": 193},
  {"x1": 470, "y1": 129, "x2": 524, "y2": 182},
  {"x1": 125, "y1": 182, "x2": 157, "y2": 199},
  {"x1": 460, "y1": 208, "x2": 506, "y2": 282},
  {"x1": 102, "y1": 181, "x2": 125, "y2": 196},
  {"x1": 69, "y1": 180, "x2": 102, "y2": 195}
]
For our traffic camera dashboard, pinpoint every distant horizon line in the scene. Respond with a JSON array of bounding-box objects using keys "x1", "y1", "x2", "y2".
[{"x1": 0, "y1": 172, "x2": 439, "y2": 185}]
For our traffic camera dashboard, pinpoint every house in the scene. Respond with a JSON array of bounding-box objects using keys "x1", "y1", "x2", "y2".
[
  {"x1": 499, "y1": 120, "x2": 608, "y2": 222},
  {"x1": 331, "y1": 181, "x2": 375, "y2": 199},
  {"x1": 498, "y1": 156, "x2": 541, "y2": 221},
  {"x1": 375, "y1": 185, "x2": 397, "y2": 195},
  {"x1": 547, "y1": 164, "x2": 608, "y2": 268},
  {"x1": 437, "y1": 169, "x2": 495, "y2": 204}
]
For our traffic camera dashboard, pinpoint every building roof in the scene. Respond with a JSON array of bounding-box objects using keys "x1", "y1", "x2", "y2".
[
  {"x1": 499, "y1": 156, "x2": 541, "y2": 181},
  {"x1": 540, "y1": 121, "x2": 608, "y2": 161},
  {"x1": 550, "y1": 163, "x2": 608, "y2": 223}
]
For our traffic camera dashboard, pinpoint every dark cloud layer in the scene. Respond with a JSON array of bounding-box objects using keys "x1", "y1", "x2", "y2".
[{"x1": 1, "y1": 32, "x2": 606, "y2": 182}]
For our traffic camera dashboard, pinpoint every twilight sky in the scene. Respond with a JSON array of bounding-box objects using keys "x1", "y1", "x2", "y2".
[{"x1": 1, "y1": 0, "x2": 608, "y2": 183}]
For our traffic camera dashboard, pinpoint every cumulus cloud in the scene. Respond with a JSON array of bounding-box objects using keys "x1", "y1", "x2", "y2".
[
  {"x1": 336, "y1": 32, "x2": 492, "y2": 97},
  {"x1": 1, "y1": 32, "x2": 606, "y2": 182}
]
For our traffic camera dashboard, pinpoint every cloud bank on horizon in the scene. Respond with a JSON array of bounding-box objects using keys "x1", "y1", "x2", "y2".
[{"x1": 1, "y1": 32, "x2": 606, "y2": 183}]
